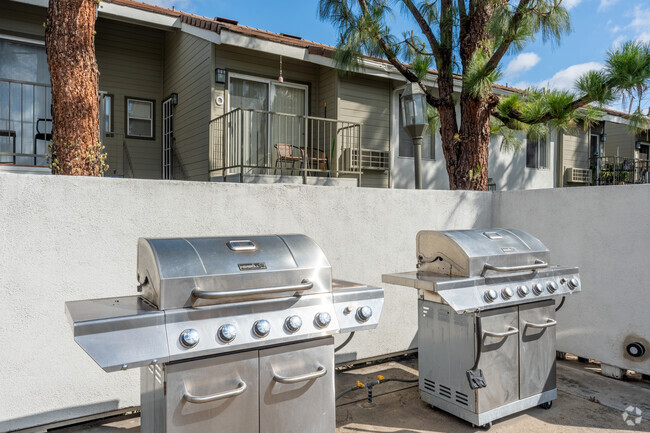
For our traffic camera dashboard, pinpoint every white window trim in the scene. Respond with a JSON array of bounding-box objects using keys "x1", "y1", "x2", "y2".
[
  {"x1": 126, "y1": 98, "x2": 154, "y2": 139},
  {"x1": 0, "y1": 34, "x2": 44, "y2": 46},
  {"x1": 227, "y1": 72, "x2": 308, "y2": 115}
]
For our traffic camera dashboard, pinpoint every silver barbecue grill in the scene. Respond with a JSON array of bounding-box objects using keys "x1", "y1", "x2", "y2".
[
  {"x1": 66, "y1": 235, "x2": 383, "y2": 433},
  {"x1": 383, "y1": 228, "x2": 580, "y2": 428}
]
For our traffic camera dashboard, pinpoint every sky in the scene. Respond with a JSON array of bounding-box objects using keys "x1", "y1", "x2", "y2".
[{"x1": 144, "y1": 0, "x2": 649, "y2": 112}]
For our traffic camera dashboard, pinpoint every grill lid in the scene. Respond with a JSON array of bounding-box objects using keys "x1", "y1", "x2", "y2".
[
  {"x1": 137, "y1": 234, "x2": 332, "y2": 309},
  {"x1": 417, "y1": 228, "x2": 550, "y2": 278}
]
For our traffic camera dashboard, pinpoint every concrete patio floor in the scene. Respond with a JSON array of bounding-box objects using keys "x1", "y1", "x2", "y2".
[{"x1": 52, "y1": 356, "x2": 650, "y2": 433}]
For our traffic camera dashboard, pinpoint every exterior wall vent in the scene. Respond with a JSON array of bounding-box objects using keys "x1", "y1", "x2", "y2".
[{"x1": 345, "y1": 148, "x2": 390, "y2": 171}]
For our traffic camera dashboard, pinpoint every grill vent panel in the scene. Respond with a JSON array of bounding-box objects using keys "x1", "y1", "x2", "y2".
[
  {"x1": 455, "y1": 391, "x2": 469, "y2": 406},
  {"x1": 423, "y1": 378, "x2": 435, "y2": 393},
  {"x1": 439, "y1": 384, "x2": 452, "y2": 399}
]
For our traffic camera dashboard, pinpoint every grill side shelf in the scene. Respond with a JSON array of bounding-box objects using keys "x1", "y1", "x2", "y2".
[{"x1": 65, "y1": 296, "x2": 170, "y2": 372}]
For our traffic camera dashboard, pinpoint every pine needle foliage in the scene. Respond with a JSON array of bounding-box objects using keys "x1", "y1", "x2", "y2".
[{"x1": 319, "y1": 0, "x2": 650, "y2": 189}]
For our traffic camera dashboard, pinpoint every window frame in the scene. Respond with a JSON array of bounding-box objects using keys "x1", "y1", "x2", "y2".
[
  {"x1": 103, "y1": 93, "x2": 114, "y2": 135},
  {"x1": 125, "y1": 96, "x2": 155, "y2": 140},
  {"x1": 526, "y1": 134, "x2": 549, "y2": 170}
]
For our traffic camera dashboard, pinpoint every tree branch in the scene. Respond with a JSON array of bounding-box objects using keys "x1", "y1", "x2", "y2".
[
  {"x1": 357, "y1": 0, "x2": 445, "y2": 107},
  {"x1": 457, "y1": 0, "x2": 467, "y2": 20},
  {"x1": 483, "y1": 0, "x2": 532, "y2": 75},
  {"x1": 400, "y1": 0, "x2": 442, "y2": 61}
]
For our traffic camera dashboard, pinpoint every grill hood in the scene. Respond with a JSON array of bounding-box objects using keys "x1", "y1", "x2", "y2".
[
  {"x1": 417, "y1": 229, "x2": 550, "y2": 278},
  {"x1": 137, "y1": 235, "x2": 332, "y2": 309}
]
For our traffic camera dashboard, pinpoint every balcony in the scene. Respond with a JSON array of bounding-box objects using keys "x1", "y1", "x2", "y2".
[
  {"x1": 592, "y1": 156, "x2": 649, "y2": 185},
  {"x1": 0, "y1": 78, "x2": 51, "y2": 173},
  {"x1": 209, "y1": 109, "x2": 362, "y2": 186}
]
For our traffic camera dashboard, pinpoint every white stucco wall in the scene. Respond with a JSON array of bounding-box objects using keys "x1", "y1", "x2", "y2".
[
  {"x1": 493, "y1": 184, "x2": 650, "y2": 376},
  {"x1": 0, "y1": 173, "x2": 491, "y2": 431}
]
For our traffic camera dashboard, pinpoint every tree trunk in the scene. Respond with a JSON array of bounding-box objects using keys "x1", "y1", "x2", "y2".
[
  {"x1": 45, "y1": 0, "x2": 105, "y2": 176},
  {"x1": 454, "y1": 94, "x2": 492, "y2": 190}
]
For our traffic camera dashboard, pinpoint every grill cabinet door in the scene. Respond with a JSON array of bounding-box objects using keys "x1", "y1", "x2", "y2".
[
  {"x1": 259, "y1": 337, "x2": 335, "y2": 433},
  {"x1": 477, "y1": 306, "x2": 520, "y2": 413},
  {"x1": 165, "y1": 351, "x2": 259, "y2": 433},
  {"x1": 519, "y1": 300, "x2": 556, "y2": 399}
]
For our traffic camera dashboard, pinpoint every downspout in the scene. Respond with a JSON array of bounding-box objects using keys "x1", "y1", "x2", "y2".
[{"x1": 556, "y1": 130, "x2": 564, "y2": 187}]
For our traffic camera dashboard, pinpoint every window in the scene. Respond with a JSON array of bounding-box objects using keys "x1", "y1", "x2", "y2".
[
  {"x1": 526, "y1": 134, "x2": 548, "y2": 169},
  {"x1": 102, "y1": 94, "x2": 113, "y2": 134},
  {"x1": 126, "y1": 98, "x2": 154, "y2": 139},
  {"x1": 398, "y1": 93, "x2": 435, "y2": 159}
]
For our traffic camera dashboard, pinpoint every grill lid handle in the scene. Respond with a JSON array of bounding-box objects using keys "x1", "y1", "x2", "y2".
[
  {"x1": 192, "y1": 279, "x2": 314, "y2": 299},
  {"x1": 272, "y1": 366, "x2": 327, "y2": 384},
  {"x1": 480, "y1": 259, "x2": 548, "y2": 277},
  {"x1": 183, "y1": 381, "x2": 247, "y2": 404}
]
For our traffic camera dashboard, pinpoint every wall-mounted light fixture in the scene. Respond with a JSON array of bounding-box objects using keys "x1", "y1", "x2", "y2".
[
  {"x1": 600, "y1": 132, "x2": 607, "y2": 142},
  {"x1": 215, "y1": 68, "x2": 227, "y2": 84},
  {"x1": 635, "y1": 140, "x2": 642, "y2": 150},
  {"x1": 171, "y1": 93, "x2": 178, "y2": 106}
]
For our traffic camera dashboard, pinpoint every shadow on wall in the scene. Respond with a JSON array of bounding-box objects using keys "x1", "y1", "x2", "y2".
[
  {"x1": 392, "y1": 157, "x2": 450, "y2": 190},
  {"x1": 0, "y1": 401, "x2": 121, "y2": 432},
  {"x1": 489, "y1": 151, "x2": 538, "y2": 191}
]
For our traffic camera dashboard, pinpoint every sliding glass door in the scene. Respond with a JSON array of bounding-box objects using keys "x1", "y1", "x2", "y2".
[{"x1": 228, "y1": 74, "x2": 307, "y2": 174}]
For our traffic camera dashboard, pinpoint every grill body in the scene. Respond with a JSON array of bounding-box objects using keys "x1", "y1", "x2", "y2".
[
  {"x1": 384, "y1": 229, "x2": 580, "y2": 427},
  {"x1": 66, "y1": 235, "x2": 383, "y2": 433}
]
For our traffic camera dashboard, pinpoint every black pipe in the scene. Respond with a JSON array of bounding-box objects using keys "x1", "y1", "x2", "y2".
[
  {"x1": 555, "y1": 296, "x2": 566, "y2": 312},
  {"x1": 335, "y1": 331, "x2": 355, "y2": 353}
]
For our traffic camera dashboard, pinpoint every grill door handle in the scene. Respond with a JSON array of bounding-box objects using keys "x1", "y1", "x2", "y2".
[
  {"x1": 192, "y1": 280, "x2": 313, "y2": 299},
  {"x1": 272, "y1": 366, "x2": 327, "y2": 384},
  {"x1": 481, "y1": 260, "x2": 548, "y2": 276},
  {"x1": 483, "y1": 326, "x2": 519, "y2": 338},
  {"x1": 524, "y1": 318, "x2": 557, "y2": 329},
  {"x1": 183, "y1": 381, "x2": 247, "y2": 404}
]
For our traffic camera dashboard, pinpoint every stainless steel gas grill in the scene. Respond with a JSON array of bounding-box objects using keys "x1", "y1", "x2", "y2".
[
  {"x1": 383, "y1": 229, "x2": 581, "y2": 428},
  {"x1": 66, "y1": 235, "x2": 383, "y2": 433}
]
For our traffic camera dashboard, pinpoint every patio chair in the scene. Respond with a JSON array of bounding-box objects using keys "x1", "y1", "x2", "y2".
[
  {"x1": 273, "y1": 143, "x2": 303, "y2": 175},
  {"x1": 307, "y1": 147, "x2": 328, "y2": 174}
]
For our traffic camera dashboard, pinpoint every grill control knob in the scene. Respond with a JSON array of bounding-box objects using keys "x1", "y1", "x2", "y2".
[
  {"x1": 517, "y1": 285, "x2": 530, "y2": 297},
  {"x1": 315, "y1": 312, "x2": 332, "y2": 328},
  {"x1": 217, "y1": 324, "x2": 237, "y2": 343},
  {"x1": 532, "y1": 283, "x2": 544, "y2": 295},
  {"x1": 547, "y1": 281, "x2": 558, "y2": 293},
  {"x1": 285, "y1": 315, "x2": 303, "y2": 333},
  {"x1": 502, "y1": 287, "x2": 514, "y2": 299},
  {"x1": 253, "y1": 320, "x2": 271, "y2": 337},
  {"x1": 356, "y1": 306, "x2": 373, "y2": 322},
  {"x1": 484, "y1": 289, "x2": 498, "y2": 303},
  {"x1": 179, "y1": 329, "x2": 200, "y2": 348},
  {"x1": 567, "y1": 278, "x2": 580, "y2": 290}
]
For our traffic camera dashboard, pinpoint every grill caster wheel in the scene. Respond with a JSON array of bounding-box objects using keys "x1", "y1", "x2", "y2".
[
  {"x1": 539, "y1": 401, "x2": 553, "y2": 410},
  {"x1": 578, "y1": 356, "x2": 590, "y2": 363}
]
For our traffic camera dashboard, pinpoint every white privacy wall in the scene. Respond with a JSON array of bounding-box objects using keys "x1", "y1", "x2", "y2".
[
  {"x1": 0, "y1": 173, "x2": 491, "y2": 431},
  {"x1": 493, "y1": 184, "x2": 650, "y2": 376}
]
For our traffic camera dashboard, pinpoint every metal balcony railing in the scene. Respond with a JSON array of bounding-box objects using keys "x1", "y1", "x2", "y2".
[
  {"x1": 592, "y1": 156, "x2": 649, "y2": 185},
  {"x1": 0, "y1": 78, "x2": 52, "y2": 166},
  {"x1": 209, "y1": 108, "x2": 362, "y2": 184}
]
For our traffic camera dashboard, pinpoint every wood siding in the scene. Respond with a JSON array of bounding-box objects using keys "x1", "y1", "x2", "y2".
[
  {"x1": 603, "y1": 120, "x2": 635, "y2": 159},
  {"x1": 213, "y1": 45, "x2": 320, "y2": 117},
  {"x1": 562, "y1": 128, "x2": 590, "y2": 170},
  {"x1": 338, "y1": 74, "x2": 390, "y2": 188},
  {"x1": 164, "y1": 30, "x2": 212, "y2": 180},
  {"x1": 318, "y1": 67, "x2": 337, "y2": 119},
  {"x1": 96, "y1": 19, "x2": 164, "y2": 179},
  {"x1": 0, "y1": 1, "x2": 46, "y2": 39}
]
